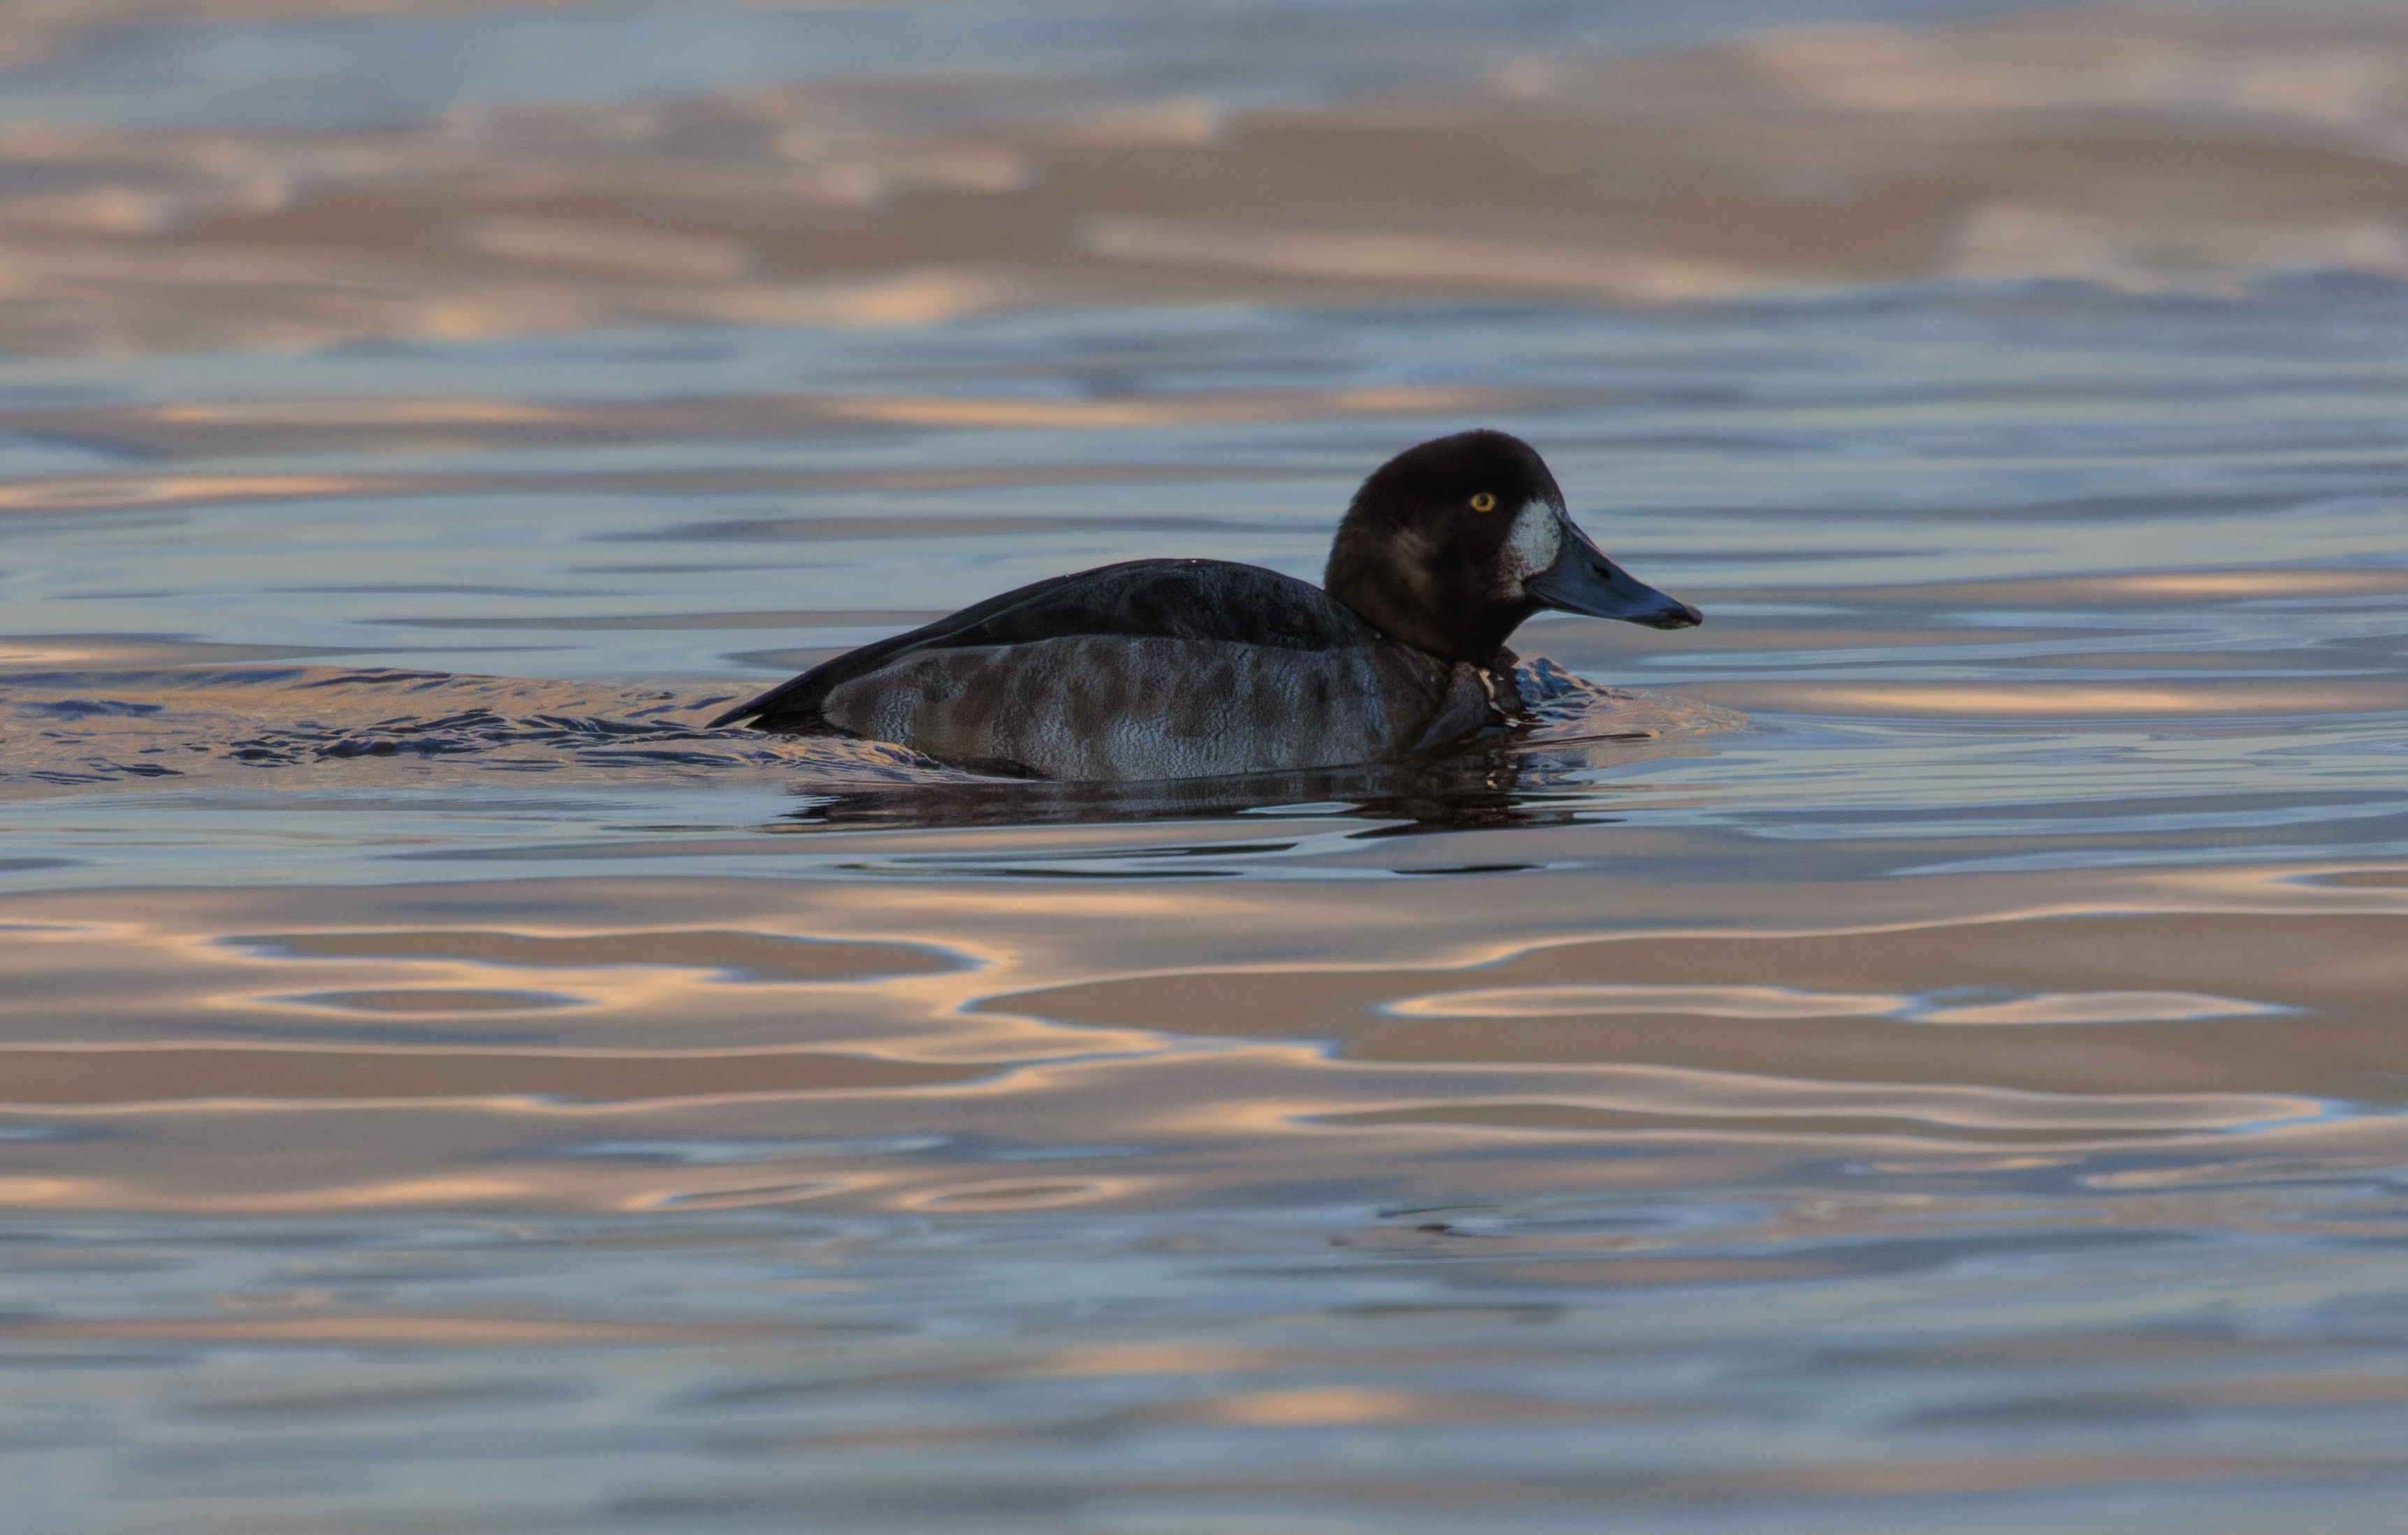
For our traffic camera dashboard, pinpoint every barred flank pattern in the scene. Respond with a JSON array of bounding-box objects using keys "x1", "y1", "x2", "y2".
[{"x1": 825, "y1": 637, "x2": 1493, "y2": 780}]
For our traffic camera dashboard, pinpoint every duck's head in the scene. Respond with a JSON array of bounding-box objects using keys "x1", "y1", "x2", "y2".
[{"x1": 1323, "y1": 429, "x2": 1702, "y2": 664}]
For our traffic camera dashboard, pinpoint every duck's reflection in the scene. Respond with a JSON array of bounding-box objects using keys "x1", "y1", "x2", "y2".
[{"x1": 774, "y1": 731, "x2": 1674, "y2": 835}]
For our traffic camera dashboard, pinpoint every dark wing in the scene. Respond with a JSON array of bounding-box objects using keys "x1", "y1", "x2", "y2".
[{"x1": 709, "y1": 559, "x2": 1379, "y2": 731}]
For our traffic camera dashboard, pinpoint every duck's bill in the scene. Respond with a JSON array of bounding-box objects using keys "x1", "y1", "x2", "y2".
[{"x1": 1525, "y1": 522, "x2": 1703, "y2": 629}]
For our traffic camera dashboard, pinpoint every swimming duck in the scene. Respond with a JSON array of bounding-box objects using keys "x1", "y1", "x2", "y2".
[{"x1": 709, "y1": 430, "x2": 1700, "y2": 780}]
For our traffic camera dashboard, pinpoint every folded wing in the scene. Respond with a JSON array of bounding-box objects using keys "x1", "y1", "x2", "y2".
[{"x1": 708, "y1": 559, "x2": 1380, "y2": 732}]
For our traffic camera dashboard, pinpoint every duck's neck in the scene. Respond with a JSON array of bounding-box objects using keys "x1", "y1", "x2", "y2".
[{"x1": 1323, "y1": 546, "x2": 1532, "y2": 667}]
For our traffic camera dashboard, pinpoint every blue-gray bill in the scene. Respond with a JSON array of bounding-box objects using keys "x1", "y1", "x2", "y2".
[{"x1": 1526, "y1": 521, "x2": 1704, "y2": 630}]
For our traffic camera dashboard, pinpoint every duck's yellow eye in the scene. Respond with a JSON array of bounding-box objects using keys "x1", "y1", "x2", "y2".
[{"x1": 1470, "y1": 492, "x2": 1497, "y2": 512}]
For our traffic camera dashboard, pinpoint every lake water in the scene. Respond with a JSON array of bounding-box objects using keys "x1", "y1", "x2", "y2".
[{"x1": 6, "y1": 2, "x2": 2408, "y2": 1531}]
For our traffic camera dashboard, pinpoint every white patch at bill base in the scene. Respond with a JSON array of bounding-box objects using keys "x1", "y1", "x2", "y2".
[{"x1": 1504, "y1": 502, "x2": 1562, "y2": 583}]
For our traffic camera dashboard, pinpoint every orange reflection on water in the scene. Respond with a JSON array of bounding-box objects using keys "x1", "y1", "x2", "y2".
[
  {"x1": 5, "y1": 6, "x2": 2408, "y2": 351},
  {"x1": 0, "y1": 472, "x2": 379, "y2": 511},
  {"x1": 2, "y1": 841, "x2": 2405, "y2": 1214},
  {"x1": 1082, "y1": 217, "x2": 1776, "y2": 300}
]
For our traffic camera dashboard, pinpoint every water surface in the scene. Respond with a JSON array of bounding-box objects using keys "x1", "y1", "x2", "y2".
[{"x1": 6, "y1": 3, "x2": 2408, "y2": 1532}]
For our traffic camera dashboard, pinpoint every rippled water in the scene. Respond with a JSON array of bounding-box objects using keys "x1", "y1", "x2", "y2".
[{"x1": 7, "y1": 3, "x2": 2408, "y2": 1532}]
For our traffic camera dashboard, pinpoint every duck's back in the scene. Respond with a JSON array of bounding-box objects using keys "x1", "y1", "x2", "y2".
[{"x1": 711, "y1": 559, "x2": 1498, "y2": 780}]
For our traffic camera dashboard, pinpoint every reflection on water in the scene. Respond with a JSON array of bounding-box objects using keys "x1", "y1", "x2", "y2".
[
  {"x1": 6, "y1": 1, "x2": 2408, "y2": 1532},
  {"x1": 17, "y1": 1, "x2": 2408, "y2": 351}
]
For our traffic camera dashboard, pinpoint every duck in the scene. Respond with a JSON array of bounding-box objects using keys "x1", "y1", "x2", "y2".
[{"x1": 709, "y1": 429, "x2": 1701, "y2": 780}]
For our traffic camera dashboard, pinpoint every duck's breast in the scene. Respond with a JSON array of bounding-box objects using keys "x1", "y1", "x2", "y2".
[{"x1": 822, "y1": 636, "x2": 1491, "y2": 780}]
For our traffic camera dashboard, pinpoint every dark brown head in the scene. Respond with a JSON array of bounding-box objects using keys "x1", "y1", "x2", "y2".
[{"x1": 1321, "y1": 429, "x2": 1702, "y2": 663}]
